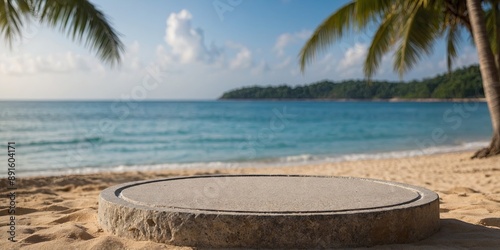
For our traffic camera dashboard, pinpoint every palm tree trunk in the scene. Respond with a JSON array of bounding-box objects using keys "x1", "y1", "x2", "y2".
[{"x1": 467, "y1": 0, "x2": 500, "y2": 158}]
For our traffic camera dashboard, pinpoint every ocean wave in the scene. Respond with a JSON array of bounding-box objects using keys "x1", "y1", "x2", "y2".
[
  {"x1": 310, "y1": 141, "x2": 489, "y2": 163},
  {"x1": 114, "y1": 128, "x2": 191, "y2": 137},
  {"x1": 253, "y1": 141, "x2": 490, "y2": 164},
  {"x1": 16, "y1": 140, "x2": 490, "y2": 177},
  {"x1": 22, "y1": 137, "x2": 103, "y2": 147},
  {"x1": 278, "y1": 154, "x2": 317, "y2": 162},
  {"x1": 21, "y1": 135, "x2": 248, "y2": 149},
  {"x1": 19, "y1": 161, "x2": 245, "y2": 177}
]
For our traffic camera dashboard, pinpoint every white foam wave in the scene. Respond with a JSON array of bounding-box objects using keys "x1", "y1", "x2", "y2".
[
  {"x1": 318, "y1": 141, "x2": 489, "y2": 163},
  {"x1": 18, "y1": 161, "x2": 251, "y2": 177},
  {"x1": 279, "y1": 154, "x2": 317, "y2": 163},
  {"x1": 17, "y1": 140, "x2": 490, "y2": 177}
]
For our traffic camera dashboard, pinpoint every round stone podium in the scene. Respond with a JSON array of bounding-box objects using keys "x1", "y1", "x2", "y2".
[{"x1": 98, "y1": 175, "x2": 439, "y2": 248}]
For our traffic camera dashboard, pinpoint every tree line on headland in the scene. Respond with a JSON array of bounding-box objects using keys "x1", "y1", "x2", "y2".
[{"x1": 220, "y1": 65, "x2": 483, "y2": 100}]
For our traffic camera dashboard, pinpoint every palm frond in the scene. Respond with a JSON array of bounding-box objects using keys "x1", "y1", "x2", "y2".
[
  {"x1": 298, "y1": 0, "x2": 477, "y2": 80},
  {"x1": 485, "y1": 8, "x2": 496, "y2": 53},
  {"x1": 0, "y1": 0, "x2": 31, "y2": 47},
  {"x1": 35, "y1": 0, "x2": 124, "y2": 66},
  {"x1": 354, "y1": 0, "x2": 394, "y2": 25},
  {"x1": 298, "y1": 2, "x2": 357, "y2": 72},
  {"x1": 446, "y1": 25, "x2": 461, "y2": 73},
  {"x1": 364, "y1": 10, "x2": 398, "y2": 79},
  {"x1": 299, "y1": 0, "x2": 398, "y2": 73},
  {"x1": 394, "y1": 3, "x2": 441, "y2": 77}
]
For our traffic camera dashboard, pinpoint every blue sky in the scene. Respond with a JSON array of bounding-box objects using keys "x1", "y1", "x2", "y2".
[{"x1": 0, "y1": 0, "x2": 478, "y2": 100}]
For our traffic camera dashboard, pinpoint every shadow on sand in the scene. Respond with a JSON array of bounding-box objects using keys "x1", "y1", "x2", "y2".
[{"x1": 369, "y1": 219, "x2": 500, "y2": 249}]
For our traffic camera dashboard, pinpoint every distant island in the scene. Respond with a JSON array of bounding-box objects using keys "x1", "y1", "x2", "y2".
[{"x1": 219, "y1": 65, "x2": 484, "y2": 101}]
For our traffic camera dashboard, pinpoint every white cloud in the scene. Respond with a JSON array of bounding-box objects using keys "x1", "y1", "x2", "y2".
[
  {"x1": 227, "y1": 42, "x2": 253, "y2": 69},
  {"x1": 334, "y1": 43, "x2": 368, "y2": 78},
  {"x1": 230, "y1": 47, "x2": 252, "y2": 69},
  {"x1": 252, "y1": 61, "x2": 270, "y2": 75},
  {"x1": 155, "y1": 45, "x2": 175, "y2": 69},
  {"x1": 275, "y1": 56, "x2": 292, "y2": 70},
  {"x1": 337, "y1": 43, "x2": 367, "y2": 71},
  {"x1": 161, "y1": 9, "x2": 267, "y2": 73},
  {"x1": 164, "y1": 9, "x2": 221, "y2": 64},
  {"x1": 274, "y1": 33, "x2": 293, "y2": 56},
  {"x1": 438, "y1": 46, "x2": 478, "y2": 70},
  {"x1": 330, "y1": 42, "x2": 471, "y2": 80},
  {"x1": 0, "y1": 52, "x2": 99, "y2": 75},
  {"x1": 0, "y1": 40, "x2": 149, "y2": 76},
  {"x1": 124, "y1": 41, "x2": 143, "y2": 71},
  {"x1": 273, "y1": 30, "x2": 311, "y2": 57}
]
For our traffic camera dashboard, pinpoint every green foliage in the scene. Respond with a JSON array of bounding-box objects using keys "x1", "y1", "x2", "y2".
[
  {"x1": 299, "y1": 0, "x2": 482, "y2": 78},
  {"x1": 0, "y1": 0, "x2": 124, "y2": 66},
  {"x1": 220, "y1": 65, "x2": 483, "y2": 100}
]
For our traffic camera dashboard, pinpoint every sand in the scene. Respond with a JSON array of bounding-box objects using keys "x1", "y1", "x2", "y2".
[{"x1": 1, "y1": 151, "x2": 499, "y2": 249}]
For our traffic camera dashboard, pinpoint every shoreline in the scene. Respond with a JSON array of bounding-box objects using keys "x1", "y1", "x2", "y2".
[
  {"x1": 14, "y1": 139, "x2": 490, "y2": 178},
  {"x1": 1, "y1": 151, "x2": 499, "y2": 249},
  {"x1": 219, "y1": 98, "x2": 487, "y2": 102},
  {"x1": 1, "y1": 98, "x2": 488, "y2": 102},
  {"x1": 7, "y1": 150, "x2": 492, "y2": 182}
]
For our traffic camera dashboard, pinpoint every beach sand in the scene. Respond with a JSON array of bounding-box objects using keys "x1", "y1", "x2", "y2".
[{"x1": 1, "y1": 151, "x2": 499, "y2": 249}]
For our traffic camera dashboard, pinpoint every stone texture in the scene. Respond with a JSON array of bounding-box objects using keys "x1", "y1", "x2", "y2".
[
  {"x1": 119, "y1": 176, "x2": 421, "y2": 212},
  {"x1": 98, "y1": 175, "x2": 440, "y2": 248}
]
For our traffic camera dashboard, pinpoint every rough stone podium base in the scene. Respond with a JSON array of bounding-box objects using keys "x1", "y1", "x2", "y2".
[{"x1": 98, "y1": 175, "x2": 439, "y2": 248}]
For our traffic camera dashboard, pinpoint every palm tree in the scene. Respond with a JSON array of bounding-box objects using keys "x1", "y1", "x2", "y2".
[
  {"x1": 0, "y1": 0, "x2": 124, "y2": 65},
  {"x1": 299, "y1": 0, "x2": 500, "y2": 158},
  {"x1": 300, "y1": 1, "x2": 445, "y2": 78},
  {"x1": 467, "y1": 0, "x2": 500, "y2": 157}
]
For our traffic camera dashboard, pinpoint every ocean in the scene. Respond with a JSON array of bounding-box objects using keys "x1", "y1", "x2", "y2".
[{"x1": 0, "y1": 101, "x2": 492, "y2": 176}]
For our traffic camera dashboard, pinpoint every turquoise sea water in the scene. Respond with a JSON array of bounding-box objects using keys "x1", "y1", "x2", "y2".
[{"x1": 0, "y1": 101, "x2": 493, "y2": 176}]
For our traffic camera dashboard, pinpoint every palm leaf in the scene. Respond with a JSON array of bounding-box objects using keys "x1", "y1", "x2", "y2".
[
  {"x1": 35, "y1": 0, "x2": 124, "y2": 66},
  {"x1": 354, "y1": 0, "x2": 394, "y2": 24},
  {"x1": 445, "y1": 24, "x2": 462, "y2": 73},
  {"x1": 299, "y1": 0, "x2": 397, "y2": 73},
  {"x1": 0, "y1": 0, "x2": 31, "y2": 46},
  {"x1": 394, "y1": 3, "x2": 441, "y2": 77},
  {"x1": 364, "y1": 10, "x2": 398, "y2": 78},
  {"x1": 485, "y1": 8, "x2": 496, "y2": 54},
  {"x1": 298, "y1": 2, "x2": 357, "y2": 72}
]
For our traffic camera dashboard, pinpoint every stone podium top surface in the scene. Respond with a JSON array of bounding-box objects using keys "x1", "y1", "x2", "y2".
[{"x1": 118, "y1": 175, "x2": 422, "y2": 213}]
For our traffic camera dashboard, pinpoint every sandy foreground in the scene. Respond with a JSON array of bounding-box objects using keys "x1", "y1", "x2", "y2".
[{"x1": 1, "y1": 151, "x2": 499, "y2": 249}]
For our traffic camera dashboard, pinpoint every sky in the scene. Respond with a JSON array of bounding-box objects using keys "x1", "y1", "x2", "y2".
[{"x1": 0, "y1": 0, "x2": 479, "y2": 100}]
